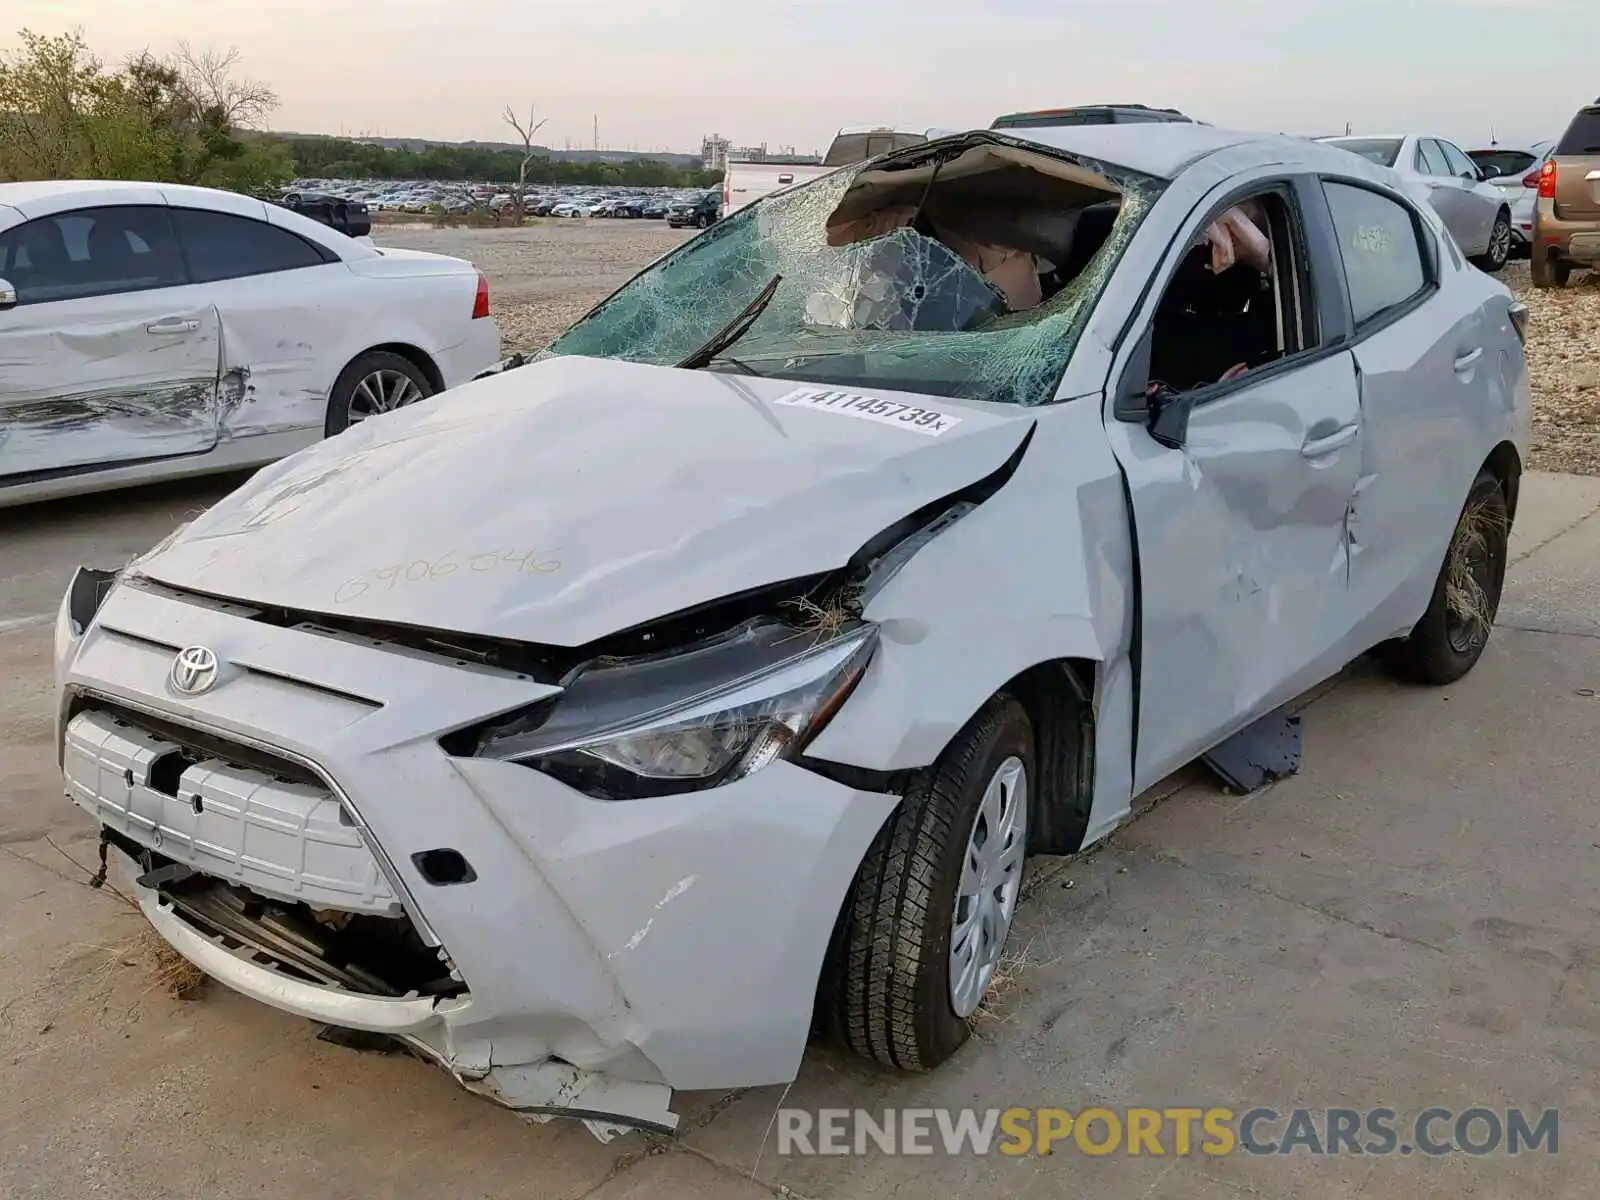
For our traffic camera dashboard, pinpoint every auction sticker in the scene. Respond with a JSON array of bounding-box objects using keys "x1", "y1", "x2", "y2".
[{"x1": 771, "y1": 388, "x2": 963, "y2": 436}]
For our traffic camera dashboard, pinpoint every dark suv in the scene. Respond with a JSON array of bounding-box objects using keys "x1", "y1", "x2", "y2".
[
  {"x1": 1531, "y1": 101, "x2": 1600, "y2": 288},
  {"x1": 667, "y1": 192, "x2": 721, "y2": 229}
]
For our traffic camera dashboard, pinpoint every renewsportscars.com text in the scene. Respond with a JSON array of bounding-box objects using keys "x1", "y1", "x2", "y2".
[{"x1": 777, "y1": 1107, "x2": 1559, "y2": 1157}]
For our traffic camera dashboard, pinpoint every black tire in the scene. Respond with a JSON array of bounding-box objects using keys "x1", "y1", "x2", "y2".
[
  {"x1": 1377, "y1": 469, "x2": 1509, "y2": 685},
  {"x1": 1472, "y1": 212, "x2": 1512, "y2": 273},
  {"x1": 820, "y1": 695, "x2": 1034, "y2": 1071},
  {"x1": 324, "y1": 350, "x2": 434, "y2": 437},
  {"x1": 1533, "y1": 257, "x2": 1572, "y2": 289}
]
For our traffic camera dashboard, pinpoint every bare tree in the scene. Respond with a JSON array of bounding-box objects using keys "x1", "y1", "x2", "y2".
[
  {"x1": 502, "y1": 103, "x2": 548, "y2": 224},
  {"x1": 170, "y1": 41, "x2": 277, "y2": 129}
]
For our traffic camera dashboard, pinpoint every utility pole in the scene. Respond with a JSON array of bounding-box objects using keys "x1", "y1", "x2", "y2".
[
  {"x1": 1344, "y1": 121, "x2": 1352, "y2": 136},
  {"x1": 593, "y1": 115, "x2": 599, "y2": 151}
]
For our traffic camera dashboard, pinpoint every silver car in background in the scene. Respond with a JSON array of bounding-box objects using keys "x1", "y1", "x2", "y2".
[
  {"x1": 1470, "y1": 142, "x2": 1555, "y2": 256},
  {"x1": 1318, "y1": 135, "x2": 1514, "y2": 271}
]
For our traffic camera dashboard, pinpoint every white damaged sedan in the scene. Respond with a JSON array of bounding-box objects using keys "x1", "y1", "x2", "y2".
[{"x1": 54, "y1": 125, "x2": 1529, "y2": 1138}]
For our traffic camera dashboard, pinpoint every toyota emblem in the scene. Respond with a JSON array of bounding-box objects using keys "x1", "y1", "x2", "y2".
[{"x1": 168, "y1": 646, "x2": 219, "y2": 696}]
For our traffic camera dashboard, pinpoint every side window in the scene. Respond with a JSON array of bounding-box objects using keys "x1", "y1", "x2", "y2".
[
  {"x1": 1322, "y1": 182, "x2": 1429, "y2": 327},
  {"x1": 1145, "y1": 189, "x2": 1316, "y2": 396},
  {"x1": 169, "y1": 208, "x2": 329, "y2": 284},
  {"x1": 1437, "y1": 141, "x2": 1478, "y2": 180},
  {"x1": 1416, "y1": 140, "x2": 1451, "y2": 177},
  {"x1": 0, "y1": 206, "x2": 185, "y2": 305}
]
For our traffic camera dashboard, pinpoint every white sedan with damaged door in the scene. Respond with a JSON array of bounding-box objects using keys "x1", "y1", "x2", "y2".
[
  {"x1": 54, "y1": 124, "x2": 1529, "y2": 1140},
  {"x1": 0, "y1": 179, "x2": 500, "y2": 507}
]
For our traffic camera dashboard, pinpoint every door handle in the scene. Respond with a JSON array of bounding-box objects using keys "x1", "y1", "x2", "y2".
[
  {"x1": 1301, "y1": 424, "x2": 1359, "y2": 458},
  {"x1": 1453, "y1": 347, "x2": 1484, "y2": 371},
  {"x1": 147, "y1": 318, "x2": 200, "y2": 335}
]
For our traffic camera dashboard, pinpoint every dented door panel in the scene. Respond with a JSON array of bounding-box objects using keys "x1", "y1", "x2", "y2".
[
  {"x1": 0, "y1": 302, "x2": 221, "y2": 481},
  {"x1": 1107, "y1": 353, "x2": 1365, "y2": 794},
  {"x1": 199, "y1": 264, "x2": 355, "y2": 438}
]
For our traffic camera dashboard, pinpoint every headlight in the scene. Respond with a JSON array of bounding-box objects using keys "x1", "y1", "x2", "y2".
[{"x1": 471, "y1": 620, "x2": 878, "y2": 799}]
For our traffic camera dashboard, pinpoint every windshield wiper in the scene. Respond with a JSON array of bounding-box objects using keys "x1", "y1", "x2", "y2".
[{"x1": 676, "y1": 274, "x2": 782, "y2": 370}]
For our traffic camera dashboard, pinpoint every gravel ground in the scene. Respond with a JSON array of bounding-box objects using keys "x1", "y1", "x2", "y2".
[
  {"x1": 376, "y1": 219, "x2": 692, "y2": 353},
  {"x1": 1502, "y1": 262, "x2": 1600, "y2": 475},
  {"x1": 377, "y1": 223, "x2": 1600, "y2": 474}
]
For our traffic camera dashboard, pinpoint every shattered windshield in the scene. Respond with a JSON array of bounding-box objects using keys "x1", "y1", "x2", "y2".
[{"x1": 542, "y1": 139, "x2": 1164, "y2": 407}]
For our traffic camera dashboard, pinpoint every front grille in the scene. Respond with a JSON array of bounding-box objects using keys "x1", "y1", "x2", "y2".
[
  {"x1": 77, "y1": 698, "x2": 322, "y2": 787},
  {"x1": 63, "y1": 705, "x2": 401, "y2": 917}
]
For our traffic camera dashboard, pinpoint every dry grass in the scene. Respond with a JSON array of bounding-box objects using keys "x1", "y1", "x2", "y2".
[
  {"x1": 1445, "y1": 493, "x2": 1508, "y2": 643},
  {"x1": 970, "y1": 937, "x2": 1056, "y2": 1028},
  {"x1": 34, "y1": 837, "x2": 210, "y2": 1004},
  {"x1": 780, "y1": 588, "x2": 864, "y2": 645}
]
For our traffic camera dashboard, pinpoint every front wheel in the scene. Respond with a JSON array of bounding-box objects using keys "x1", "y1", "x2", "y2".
[
  {"x1": 820, "y1": 695, "x2": 1033, "y2": 1070},
  {"x1": 1472, "y1": 213, "x2": 1512, "y2": 273},
  {"x1": 1377, "y1": 469, "x2": 1509, "y2": 685}
]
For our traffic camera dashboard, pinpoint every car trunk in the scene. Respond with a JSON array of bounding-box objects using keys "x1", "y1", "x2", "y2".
[{"x1": 1554, "y1": 108, "x2": 1600, "y2": 218}]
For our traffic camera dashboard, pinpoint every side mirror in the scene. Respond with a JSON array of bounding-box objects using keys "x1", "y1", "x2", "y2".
[
  {"x1": 1111, "y1": 325, "x2": 1195, "y2": 448},
  {"x1": 0, "y1": 277, "x2": 15, "y2": 310}
]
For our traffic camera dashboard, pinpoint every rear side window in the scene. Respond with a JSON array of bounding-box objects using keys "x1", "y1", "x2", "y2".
[
  {"x1": 0, "y1": 205, "x2": 185, "y2": 304},
  {"x1": 1416, "y1": 140, "x2": 1452, "y2": 176},
  {"x1": 1322, "y1": 182, "x2": 1429, "y2": 327},
  {"x1": 170, "y1": 208, "x2": 330, "y2": 284},
  {"x1": 1555, "y1": 108, "x2": 1600, "y2": 155},
  {"x1": 1437, "y1": 141, "x2": 1479, "y2": 179}
]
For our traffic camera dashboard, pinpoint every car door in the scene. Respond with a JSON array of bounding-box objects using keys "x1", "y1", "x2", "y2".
[
  {"x1": 1103, "y1": 175, "x2": 1365, "y2": 793},
  {"x1": 1415, "y1": 139, "x2": 1480, "y2": 253},
  {"x1": 1315, "y1": 179, "x2": 1495, "y2": 652},
  {"x1": 0, "y1": 204, "x2": 221, "y2": 483},
  {"x1": 1437, "y1": 140, "x2": 1499, "y2": 251},
  {"x1": 167, "y1": 200, "x2": 355, "y2": 439}
]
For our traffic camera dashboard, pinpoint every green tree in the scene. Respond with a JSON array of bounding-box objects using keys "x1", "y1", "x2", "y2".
[
  {"x1": 0, "y1": 27, "x2": 292, "y2": 192},
  {"x1": 0, "y1": 29, "x2": 162, "y2": 179}
]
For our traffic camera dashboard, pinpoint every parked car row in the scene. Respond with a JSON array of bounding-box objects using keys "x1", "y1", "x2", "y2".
[
  {"x1": 284, "y1": 177, "x2": 720, "y2": 223},
  {"x1": 1311, "y1": 96, "x2": 1600, "y2": 288}
]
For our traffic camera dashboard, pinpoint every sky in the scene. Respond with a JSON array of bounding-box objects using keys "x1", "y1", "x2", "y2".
[{"x1": 6, "y1": 0, "x2": 1594, "y2": 154}]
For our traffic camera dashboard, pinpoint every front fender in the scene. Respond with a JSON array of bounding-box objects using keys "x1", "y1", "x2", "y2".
[{"x1": 804, "y1": 399, "x2": 1141, "y2": 846}]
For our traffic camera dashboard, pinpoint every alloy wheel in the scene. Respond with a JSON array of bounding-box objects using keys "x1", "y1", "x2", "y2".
[
  {"x1": 348, "y1": 369, "x2": 425, "y2": 425},
  {"x1": 949, "y1": 756, "x2": 1029, "y2": 1018},
  {"x1": 1490, "y1": 219, "x2": 1511, "y2": 267}
]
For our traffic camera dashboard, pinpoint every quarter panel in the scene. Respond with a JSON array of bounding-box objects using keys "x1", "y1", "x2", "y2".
[{"x1": 804, "y1": 398, "x2": 1139, "y2": 841}]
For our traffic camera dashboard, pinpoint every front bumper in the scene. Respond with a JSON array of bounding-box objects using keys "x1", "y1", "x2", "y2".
[{"x1": 56, "y1": 579, "x2": 898, "y2": 1137}]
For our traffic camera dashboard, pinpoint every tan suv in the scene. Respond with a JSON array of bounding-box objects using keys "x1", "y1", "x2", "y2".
[{"x1": 1532, "y1": 101, "x2": 1600, "y2": 288}]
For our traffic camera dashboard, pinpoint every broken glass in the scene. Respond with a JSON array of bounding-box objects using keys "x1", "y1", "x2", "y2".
[{"x1": 543, "y1": 142, "x2": 1166, "y2": 408}]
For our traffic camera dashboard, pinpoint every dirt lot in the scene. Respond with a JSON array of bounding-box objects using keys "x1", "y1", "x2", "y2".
[
  {"x1": 377, "y1": 221, "x2": 693, "y2": 360},
  {"x1": 379, "y1": 222, "x2": 1600, "y2": 476}
]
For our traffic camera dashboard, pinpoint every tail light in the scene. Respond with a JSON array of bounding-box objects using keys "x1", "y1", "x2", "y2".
[
  {"x1": 471, "y1": 271, "x2": 490, "y2": 319},
  {"x1": 1508, "y1": 300, "x2": 1529, "y2": 346},
  {"x1": 1521, "y1": 169, "x2": 1540, "y2": 188},
  {"x1": 1537, "y1": 159, "x2": 1557, "y2": 199}
]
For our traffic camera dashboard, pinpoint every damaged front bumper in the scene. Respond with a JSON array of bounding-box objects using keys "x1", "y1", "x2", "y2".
[{"x1": 55, "y1": 577, "x2": 898, "y2": 1141}]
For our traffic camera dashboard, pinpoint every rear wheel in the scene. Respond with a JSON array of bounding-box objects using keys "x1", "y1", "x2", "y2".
[
  {"x1": 1472, "y1": 213, "x2": 1512, "y2": 273},
  {"x1": 324, "y1": 351, "x2": 434, "y2": 436},
  {"x1": 820, "y1": 696, "x2": 1032, "y2": 1070},
  {"x1": 1533, "y1": 256, "x2": 1572, "y2": 289},
  {"x1": 1377, "y1": 469, "x2": 1509, "y2": 685}
]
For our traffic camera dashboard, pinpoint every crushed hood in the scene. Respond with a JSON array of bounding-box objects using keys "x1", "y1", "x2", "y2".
[{"x1": 133, "y1": 356, "x2": 1032, "y2": 646}]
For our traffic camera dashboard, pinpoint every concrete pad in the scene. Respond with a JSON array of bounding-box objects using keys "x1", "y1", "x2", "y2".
[
  {"x1": 581, "y1": 1151, "x2": 774, "y2": 1200},
  {"x1": 1507, "y1": 471, "x2": 1600, "y2": 562},
  {"x1": 1501, "y1": 505, "x2": 1600, "y2": 637}
]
